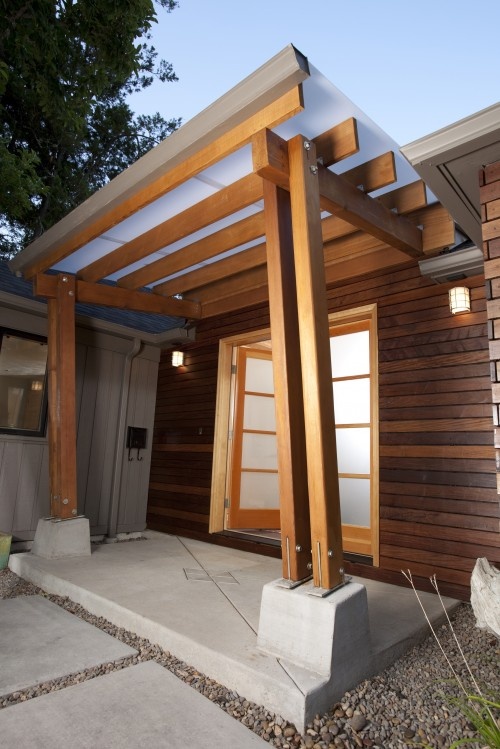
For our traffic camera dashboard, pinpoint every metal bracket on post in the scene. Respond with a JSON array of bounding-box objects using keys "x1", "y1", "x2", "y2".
[
  {"x1": 307, "y1": 566, "x2": 352, "y2": 598},
  {"x1": 275, "y1": 536, "x2": 312, "y2": 589}
]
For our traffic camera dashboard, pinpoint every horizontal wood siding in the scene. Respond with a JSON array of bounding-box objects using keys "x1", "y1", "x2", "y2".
[{"x1": 147, "y1": 262, "x2": 499, "y2": 598}]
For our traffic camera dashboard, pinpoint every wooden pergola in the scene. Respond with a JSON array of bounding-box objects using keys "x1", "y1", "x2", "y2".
[{"x1": 11, "y1": 46, "x2": 455, "y2": 591}]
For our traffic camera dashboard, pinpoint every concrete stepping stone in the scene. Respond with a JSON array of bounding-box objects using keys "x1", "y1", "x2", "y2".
[
  {"x1": 0, "y1": 595, "x2": 136, "y2": 696},
  {"x1": 0, "y1": 661, "x2": 267, "y2": 747}
]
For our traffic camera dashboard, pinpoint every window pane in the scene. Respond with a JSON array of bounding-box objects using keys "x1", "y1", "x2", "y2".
[
  {"x1": 243, "y1": 394, "x2": 276, "y2": 431},
  {"x1": 0, "y1": 334, "x2": 48, "y2": 434},
  {"x1": 245, "y1": 356, "x2": 274, "y2": 393},
  {"x1": 330, "y1": 330, "x2": 369, "y2": 377},
  {"x1": 333, "y1": 378, "x2": 370, "y2": 424},
  {"x1": 336, "y1": 427, "x2": 370, "y2": 474},
  {"x1": 339, "y1": 478, "x2": 370, "y2": 526},
  {"x1": 240, "y1": 471, "x2": 279, "y2": 509},
  {"x1": 241, "y1": 432, "x2": 277, "y2": 470}
]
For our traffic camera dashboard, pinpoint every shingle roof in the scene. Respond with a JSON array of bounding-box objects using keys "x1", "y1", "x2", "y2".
[{"x1": 0, "y1": 262, "x2": 184, "y2": 334}]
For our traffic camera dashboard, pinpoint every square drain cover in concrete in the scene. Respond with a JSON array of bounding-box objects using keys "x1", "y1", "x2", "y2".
[
  {"x1": 0, "y1": 595, "x2": 136, "y2": 697},
  {"x1": 183, "y1": 568, "x2": 238, "y2": 584}
]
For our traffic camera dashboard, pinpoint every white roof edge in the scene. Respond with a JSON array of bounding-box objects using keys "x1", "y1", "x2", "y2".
[
  {"x1": 11, "y1": 44, "x2": 309, "y2": 274},
  {"x1": 401, "y1": 101, "x2": 500, "y2": 166}
]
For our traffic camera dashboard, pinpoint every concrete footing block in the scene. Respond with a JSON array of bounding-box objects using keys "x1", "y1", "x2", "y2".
[
  {"x1": 258, "y1": 579, "x2": 373, "y2": 726},
  {"x1": 31, "y1": 517, "x2": 91, "y2": 559}
]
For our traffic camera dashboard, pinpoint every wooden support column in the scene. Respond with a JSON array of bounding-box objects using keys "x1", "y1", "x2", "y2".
[
  {"x1": 263, "y1": 179, "x2": 312, "y2": 582},
  {"x1": 288, "y1": 134, "x2": 344, "y2": 590},
  {"x1": 47, "y1": 274, "x2": 78, "y2": 519}
]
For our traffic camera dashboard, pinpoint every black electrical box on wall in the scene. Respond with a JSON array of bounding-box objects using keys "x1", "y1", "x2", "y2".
[{"x1": 126, "y1": 426, "x2": 147, "y2": 450}]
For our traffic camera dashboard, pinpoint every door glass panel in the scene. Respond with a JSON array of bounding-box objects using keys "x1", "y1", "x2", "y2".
[
  {"x1": 240, "y1": 471, "x2": 279, "y2": 509},
  {"x1": 241, "y1": 432, "x2": 277, "y2": 470},
  {"x1": 332, "y1": 378, "x2": 370, "y2": 423},
  {"x1": 245, "y1": 357, "x2": 274, "y2": 393},
  {"x1": 339, "y1": 477, "x2": 371, "y2": 526},
  {"x1": 243, "y1": 394, "x2": 276, "y2": 431},
  {"x1": 336, "y1": 427, "x2": 370, "y2": 474},
  {"x1": 330, "y1": 331, "x2": 369, "y2": 377}
]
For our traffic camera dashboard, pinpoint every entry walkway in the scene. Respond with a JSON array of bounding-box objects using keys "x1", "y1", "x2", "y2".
[{"x1": 8, "y1": 531, "x2": 459, "y2": 731}]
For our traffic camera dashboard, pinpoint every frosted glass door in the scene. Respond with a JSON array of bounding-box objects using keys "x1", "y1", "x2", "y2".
[
  {"x1": 330, "y1": 322, "x2": 373, "y2": 556},
  {"x1": 227, "y1": 347, "x2": 280, "y2": 529}
]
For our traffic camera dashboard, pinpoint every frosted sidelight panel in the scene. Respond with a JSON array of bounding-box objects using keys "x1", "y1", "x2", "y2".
[
  {"x1": 242, "y1": 432, "x2": 277, "y2": 470},
  {"x1": 330, "y1": 331, "x2": 369, "y2": 378},
  {"x1": 336, "y1": 428, "x2": 370, "y2": 474},
  {"x1": 245, "y1": 357, "x2": 274, "y2": 393},
  {"x1": 332, "y1": 379, "x2": 370, "y2": 424},
  {"x1": 243, "y1": 394, "x2": 276, "y2": 431},
  {"x1": 240, "y1": 471, "x2": 279, "y2": 509},
  {"x1": 339, "y1": 478, "x2": 370, "y2": 526}
]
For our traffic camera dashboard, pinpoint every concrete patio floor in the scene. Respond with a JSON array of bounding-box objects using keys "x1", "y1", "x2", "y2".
[{"x1": 8, "y1": 530, "x2": 459, "y2": 731}]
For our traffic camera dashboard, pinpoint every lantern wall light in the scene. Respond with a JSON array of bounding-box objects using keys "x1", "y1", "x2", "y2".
[
  {"x1": 171, "y1": 349, "x2": 184, "y2": 367},
  {"x1": 449, "y1": 286, "x2": 471, "y2": 315}
]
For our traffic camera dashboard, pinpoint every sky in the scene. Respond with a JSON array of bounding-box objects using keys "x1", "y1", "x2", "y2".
[{"x1": 129, "y1": 0, "x2": 500, "y2": 147}]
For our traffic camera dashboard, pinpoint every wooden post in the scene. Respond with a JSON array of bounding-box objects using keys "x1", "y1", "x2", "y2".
[
  {"x1": 47, "y1": 274, "x2": 78, "y2": 519},
  {"x1": 263, "y1": 179, "x2": 312, "y2": 582},
  {"x1": 288, "y1": 134, "x2": 344, "y2": 590}
]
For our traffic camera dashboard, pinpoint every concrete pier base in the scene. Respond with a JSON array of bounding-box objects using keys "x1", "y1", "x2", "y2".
[
  {"x1": 31, "y1": 517, "x2": 91, "y2": 559},
  {"x1": 258, "y1": 579, "x2": 372, "y2": 724}
]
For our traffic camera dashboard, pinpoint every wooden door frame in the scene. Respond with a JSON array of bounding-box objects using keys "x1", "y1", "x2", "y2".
[
  {"x1": 328, "y1": 305, "x2": 379, "y2": 565},
  {"x1": 227, "y1": 346, "x2": 280, "y2": 529},
  {"x1": 209, "y1": 328, "x2": 272, "y2": 534},
  {"x1": 209, "y1": 303, "x2": 379, "y2": 566}
]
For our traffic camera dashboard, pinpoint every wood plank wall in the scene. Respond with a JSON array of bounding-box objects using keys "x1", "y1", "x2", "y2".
[{"x1": 147, "y1": 262, "x2": 500, "y2": 599}]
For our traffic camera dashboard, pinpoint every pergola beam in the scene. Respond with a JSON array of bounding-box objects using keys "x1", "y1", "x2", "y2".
[
  {"x1": 254, "y1": 127, "x2": 423, "y2": 259},
  {"x1": 318, "y1": 165, "x2": 424, "y2": 257},
  {"x1": 151, "y1": 214, "x2": 266, "y2": 296},
  {"x1": 153, "y1": 180, "x2": 430, "y2": 298},
  {"x1": 80, "y1": 174, "x2": 264, "y2": 285},
  {"x1": 155, "y1": 243, "x2": 267, "y2": 298},
  {"x1": 34, "y1": 274, "x2": 201, "y2": 318},
  {"x1": 17, "y1": 84, "x2": 304, "y2": 280}
]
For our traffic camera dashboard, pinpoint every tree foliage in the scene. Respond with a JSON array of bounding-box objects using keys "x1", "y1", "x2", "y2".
[{"x1": 0, "y1": 0, "x2": 181, "y2": 257}]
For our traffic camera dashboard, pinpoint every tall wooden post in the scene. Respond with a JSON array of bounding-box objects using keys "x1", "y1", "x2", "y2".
[
  {"x1": 288, "y1": 134, "x2": 344, "y2": 590},
  {"x1": 263, "y1": 179, "x2": 312, "y2": 582},
  {"x1": 47, "y1": 274, "x2": 78, "y2": 519}
]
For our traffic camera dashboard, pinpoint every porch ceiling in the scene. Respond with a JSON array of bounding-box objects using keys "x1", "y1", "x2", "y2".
[{"x1": 10, "y1": 45, "x2": 456, "y2": 324}]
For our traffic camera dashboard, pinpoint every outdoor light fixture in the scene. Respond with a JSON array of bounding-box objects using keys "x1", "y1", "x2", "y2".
[
  {"x1": 449, "y1": 286, "x2": 471, "y2": 315},
  {"x1": 171, "y1": 350, "x2": 184, "y2": 367}
]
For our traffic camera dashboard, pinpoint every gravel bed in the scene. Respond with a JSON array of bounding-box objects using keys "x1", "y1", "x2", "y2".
[{"x1": 1, "y1": 568, "x2": 498, "y2": 749}]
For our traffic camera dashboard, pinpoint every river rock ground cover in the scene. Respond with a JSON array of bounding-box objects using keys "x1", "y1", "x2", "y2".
[{"x1": 1, "y1": 567, "x2": 498, "y2": 749}]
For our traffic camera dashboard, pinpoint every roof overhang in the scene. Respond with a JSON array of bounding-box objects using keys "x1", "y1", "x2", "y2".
[
  {"x1": 401, "y1": 102, "x2": 500, "y2": 248},
  {"x1": 8, "y1": 45, "x2": 457, "y2": 325}
]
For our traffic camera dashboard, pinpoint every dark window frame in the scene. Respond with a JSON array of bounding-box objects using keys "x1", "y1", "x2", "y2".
[{"x1": 0, "y1": 327, "x2": 49, "y2": 438}]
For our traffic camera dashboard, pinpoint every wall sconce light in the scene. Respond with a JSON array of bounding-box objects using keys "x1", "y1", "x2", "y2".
[
  {"x1": 31, "y1": 380, "x2": 43, "y2": 391},
  {"x1": 449, "y1": 286, "x2": 471, "y2": 315},
  {"x1": 171, "y1": 350, "x2": 184, "y2": 367}
]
